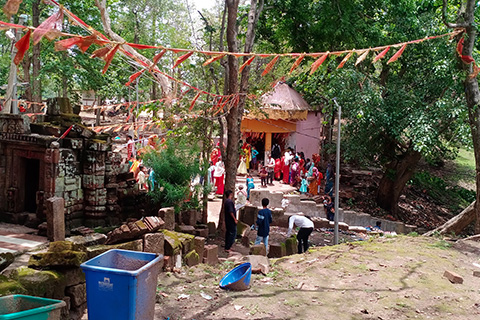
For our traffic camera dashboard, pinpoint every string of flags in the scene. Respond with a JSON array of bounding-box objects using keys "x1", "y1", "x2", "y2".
[{"x1": 1, "y1": 0, "x2": 469, "y2": 117}]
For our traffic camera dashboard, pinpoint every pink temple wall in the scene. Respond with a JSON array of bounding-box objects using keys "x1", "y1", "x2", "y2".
[{"x1": 295, "y1": 112, "x2": 322, "y2": 158}]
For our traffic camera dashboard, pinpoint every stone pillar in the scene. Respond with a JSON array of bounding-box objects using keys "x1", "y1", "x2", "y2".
[
  {"x1": 264, "y1": 132, "x2": 272, "y2": 162},
  {"x1": 45, "y1": 197, "x2": 65, "y2": 241}
]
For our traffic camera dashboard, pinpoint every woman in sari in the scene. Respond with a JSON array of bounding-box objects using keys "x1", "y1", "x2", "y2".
[{"x1": 307, "y1": 167, "x2": 319, "y2": 196}]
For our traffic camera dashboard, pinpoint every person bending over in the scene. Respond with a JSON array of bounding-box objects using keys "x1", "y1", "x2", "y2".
[{"x1": 287, "y1": 214, "x2": 314, "y2": 253}]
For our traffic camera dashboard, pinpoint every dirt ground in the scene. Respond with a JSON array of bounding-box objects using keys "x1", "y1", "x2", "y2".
[{"x1": 153, "y1": 236, "x2": 480, "y2": 320}]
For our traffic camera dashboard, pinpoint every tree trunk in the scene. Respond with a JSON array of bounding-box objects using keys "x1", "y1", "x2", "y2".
[
  {"x1": 376, "y1": 150, "x2": 421, "y2": 216},
  {"x1": 21, "y1": 55, "x2": 32, "y2": 101},
  {"x1": 424, "y1": 201, "x2": 476, "y2": 236},
  {"x1": 443, "y1": 0, "x2": 480, "y2": 234},
  {"x1": 32, "y1": 0, "x2": 41, "y2": 103}
]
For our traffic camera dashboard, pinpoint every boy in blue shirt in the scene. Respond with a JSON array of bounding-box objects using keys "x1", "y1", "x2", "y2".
[{"x1": 255, "y1": 198, "x2": 273, "y2": 254}]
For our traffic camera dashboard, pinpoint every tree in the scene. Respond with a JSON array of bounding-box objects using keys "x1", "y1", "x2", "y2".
[
  {"x1": 260, "y1": 0, "x2": 469, "y2": 217},
  {"x1": 218, "y1": 0, "x2": 263, "y2": 231}
]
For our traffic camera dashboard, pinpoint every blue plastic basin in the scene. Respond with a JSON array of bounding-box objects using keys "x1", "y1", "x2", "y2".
[{"x1": 219, "y1": 262, "x2": 252, "y2": 291}]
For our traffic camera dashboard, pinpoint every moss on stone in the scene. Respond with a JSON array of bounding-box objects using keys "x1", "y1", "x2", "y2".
[
  {"x1": 9, "y1": 267, "x2": 66, "y2": 298},
  {"x1": 0, "y1": 275, "x2": 26, "y2": 295},
  {"x1": 28, "y1": 250, "x2": 87, "y2": 268}
]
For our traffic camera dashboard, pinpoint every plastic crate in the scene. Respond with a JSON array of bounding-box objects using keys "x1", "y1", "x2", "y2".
[
  {"x1": 80, "y1": 249, "x2": 162, "y2": 320},
  {"x1": 0, "y1": 295, "x2": 65, "y2": 320}
]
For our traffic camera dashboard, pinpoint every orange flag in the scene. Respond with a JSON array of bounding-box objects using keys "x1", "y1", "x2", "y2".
[
  {"x1": 261, "y1": 56, "x2": 279, "y2": 77},
  {"x1": 387, "y1": 44, "x2": 407, "y2": 64},
  {"x1": 310, "y1": 53, "x2": 329, "y2": 75},
  {"x1": 373, "y1": 47, "x2": 390, "y2": 63},
  {"x1": 173, "y1": 51, "x2": 194, "y2": 68}
]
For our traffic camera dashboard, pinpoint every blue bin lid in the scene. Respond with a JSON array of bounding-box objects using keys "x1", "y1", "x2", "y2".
[{"x1": 81, "y1": 249, "x2": 162, "y2": 276}]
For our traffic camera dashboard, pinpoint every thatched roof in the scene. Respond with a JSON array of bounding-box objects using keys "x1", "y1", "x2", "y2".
[{"x1": 245, "y1": 82, "x2": 311, "y2": 120}]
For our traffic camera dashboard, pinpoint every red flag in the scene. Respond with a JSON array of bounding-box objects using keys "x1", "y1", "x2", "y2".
[
  {"x1": 102, "y1": 44, "x2": 120, "y2": 74},
  {"x1": 126, "y1": 70, "x2": 145, "y2": 86},
  {"x1": 0, "y1": 20, "x2": 25, "y2": 30},
  {"x1": 261, "y1": 55, "x2": 279, "y2": 77},
  {"x1": 456, "y1": 37, "x2": 464, "y2": 55},
  {"x1": 239, "y1": 56, "x2": 255, "y2": 73},
  {"x1": 59, "y1": 125, "x2": 73, "y2": 139},
  {"x1": 289, "y1": 54, "x2": 305, "y2": 74},
  {"x1": 373, "y1": 47, "x2": 390, "y2": 63},
  {"x1": 173, "y1": 51, "x2": 194, "y2": 68},
  {"x1": 127, "y1": 43, "x2": 159, "y2": 49},
  {"x1": 152, "y1": 49, "x2": 167, "y2": 66},
  {"x1": 14, "y1": 29, "x2": 31, "y2": 65},
  {"x1": 203, "y1": 54, "x2": 226, "y2": 66},
  {"x1": 461, "y1": 55, "x2": 475, "y2": 64},
  {"x1": 55, "y1": 36, "x2": 82, "y2": 51},
  {"x1": 337, "y1": 51, "x2": 352, "y2": 69},
  {"x1": 189, "y1": 92, "x2": 201, "y2": 111},
  {"x1": 33, "y1": 9, "x2": 63, "y2": 45},
  {"x1": 310, "y1": 53, "x2": 328, "y2": 75},
  {"x1": 91, "y1": 46, "x2": 110, "y2": 59},
  {"x1": 387, "y1": 44, "x2": 407, "y2": 64}
]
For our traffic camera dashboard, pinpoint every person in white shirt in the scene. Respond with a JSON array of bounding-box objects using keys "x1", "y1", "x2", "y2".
[
  {"x1": 287, "y1": 214, "x2": 314, "y2": 253},
  {"x1": 266, "y1": 154, "x2": 275, "y2": 185}
]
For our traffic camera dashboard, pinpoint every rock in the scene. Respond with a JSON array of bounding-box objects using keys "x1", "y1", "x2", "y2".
[
  {"x1": 143, "y1": 232, "x2": 165, "y2": 255},
  {"x1": 194, "y1": 237, "x2": 205, "y2": 260},
  {"x1": 474, "y1": 270, "x2": 480, "y2": 278},
  {"x1": 28, "y1": 251, "x2": 87, "y2": 268},
  {"x1": 329, "y1": 221, "x2": 349, "y2": 231},
  {"x1": 162, "y1": 230, "x2": 195, "y2": 256},
  {"x1": 181, "y1": 209, "x2": 198, "y2": 226},
  {"x1": 249, "y1": 244, "x2": 266, "y2": 256},
  {"x1": 184, "y1": 250, "x2": 200, "y2": 267},
  {"x1": 311, "y1": 217, "x2": 330, "y2": 229},
  {"x1": 9, "y1": 267, "x2": 66, "y2": 299},
  {"x1": 65, "y1": 283, "x2": 86, "y2": 308},
  {"x1": 60, "y1": 268, "x2": 85, "y2": 287},
  {"x1": 0, "y1": 253, "x2": 15, "y2": 272},
  {"x1": 444, "y1": 270, "x2": 463, "y2": 284},
  {"x1": 203, "y1": 245, "x2": 218, "y2": 265},
  {"x1": 242, "y1": 206, "x2": 258, "y2": 226},
  {"x1": 65, "y1": 233, "x2": 107, "y2": 247},
  {"x1": 0, "y1": 275, "x2": 26, "y2": 295},
  {"x1": 85, "y1": 239, "x2": 143, "y2": 259},
  {"x1": 179, "y1": 225, "x2": 196, "y2": 235},
  {"x1": 158, "y1": 207, "x2": 175, "y2": 230},
  {"x1": 285, "y1": 237, "x2": 298, "y2": 255},
  {"x1": 207, "y1": 222, "x2": 216, "y2": 237},
  {"x1": 268, "y1": 243, "x2": 286, "y2": 258},
  {"x1": 245, "y1": 255, "x2": 270, "y2": 275},
  {"x1": 143, "y1": 216, "x2": 164, "y2": 232},
  {"x1": 237, "y1": 221, "x2": 251, "y2": 237},
  {"x1": 241, "y1": 235, "x2": 250, "y2": 247},
  {"x1": 195, "y1": 227, "x2": 209, "y2": 238}
]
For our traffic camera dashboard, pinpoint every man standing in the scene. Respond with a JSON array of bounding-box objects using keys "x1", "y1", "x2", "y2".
[{"x1": 224, "y1": 190, "x2": 237, "y2": 252}]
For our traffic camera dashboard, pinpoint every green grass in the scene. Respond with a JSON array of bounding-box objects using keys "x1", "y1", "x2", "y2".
[{"x1": 451, "y1": 148, "x2": 476, "y2": 186}]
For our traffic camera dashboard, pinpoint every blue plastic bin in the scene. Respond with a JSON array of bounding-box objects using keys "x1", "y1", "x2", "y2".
[
  {"x1": 0, "y1": 294, "x2": 65, "y2": 320},
  {"x1": 219, "y1": 262, "x2": 252, "y2": 291},
  {"x1": 80, "y1": 249, "x2": 162, "y2": 320}
]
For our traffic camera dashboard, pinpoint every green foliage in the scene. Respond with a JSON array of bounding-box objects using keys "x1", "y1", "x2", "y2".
[
  {"x1": 409, "y1": 171, "x2": 476, "y2": 212},
  {"x1": 143, "y1": 139, "x2": 200, "y2": 210}
]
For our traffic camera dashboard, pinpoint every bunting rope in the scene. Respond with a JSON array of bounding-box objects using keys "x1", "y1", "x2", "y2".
[{"x1": 0, "y1": 0, "x2": 468, "y2": 118}]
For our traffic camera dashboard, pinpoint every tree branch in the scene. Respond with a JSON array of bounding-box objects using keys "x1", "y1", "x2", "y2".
[
  {"x1": 442, "y1": 0, "x2": 468, "y2": 28},
  {"x1": 94, "y1": 0, "x2": 171, "y2": 97}
]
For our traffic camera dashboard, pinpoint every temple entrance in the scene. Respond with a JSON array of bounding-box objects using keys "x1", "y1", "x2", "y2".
[{"x1": 24, "y1": 158, "x2": 40, "y2": 213}]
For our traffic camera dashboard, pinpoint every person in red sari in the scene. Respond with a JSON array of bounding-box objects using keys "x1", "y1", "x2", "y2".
[
  {"x1": 298, "y1": 152, "x2": 306, "y2": 176},
  {"x1": 213, "y1": 157, "x2": 225, "y2": 195},
  {"x1": 274, "y1": 157, "x2": 282, "y2": 181}
]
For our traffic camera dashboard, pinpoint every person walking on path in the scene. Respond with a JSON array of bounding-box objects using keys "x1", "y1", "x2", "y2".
[
  {"x1": 287, "y1": 215, "x2": 314, "y2": 253},
  {"x1": 224, "y1": 190, "x2": 237, "y2": 252},
  {"x1": 255, "y1": 198, "x2": 273, "y2": 254}
]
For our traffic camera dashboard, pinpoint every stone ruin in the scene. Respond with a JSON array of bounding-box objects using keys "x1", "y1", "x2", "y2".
[{"x1": 0, "y1": 98, "x2": 150, "y2": 240}]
